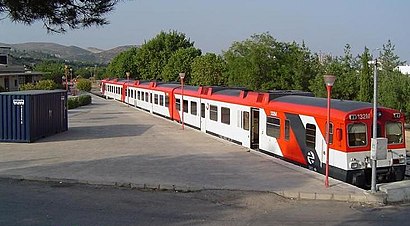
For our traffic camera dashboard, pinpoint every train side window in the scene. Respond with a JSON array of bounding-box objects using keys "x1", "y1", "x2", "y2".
[
  {"x1": 165, "y1": 95, "x2": 169, "y2": 107},
  {"x1": 154, "y1": 94, "x2": 158, "y2": 105},
  {"x1": 201, "y1": 103, "x2": 205, "y2": 118},
  {"x1": 386, "y1": 122, "x2": 403, "y2": 144},
  {"x1": 347, "y1": 123, "x2": 367, "y2": 147},
  {"x1": 210, "y1": 105, "x2": 218, "y2": 121},
  {"x1": 150, "y1": 93, "x2": 152, "y2": 103},
  {"x1": 221, "y1": 107, "x2": 230, "y2": 125},
  {"x1": 267, "y1": 117, "x2": 280, "y2": 138},
  {"x1": 242, "y1": 111, "x2": 249, "y2": 131},
  {"x1": 160, "y1": 95, "x2": 164, "y2": 106},
  {"x1": 285, "y1": 119, "x2": 290, "y2": 140},
  {"x1": 326, "y1": 122, "x2": 334, "y2": 144},
  {"x1": 183, "y1": 100, "x2": 188, "y2": 113},
  {"x1": 176, "y1": 98, "x2": 181, "y2": 111},
  {"x1": 305, "y1": 123, "x2": 316, "y2": 148},
  {"x1": 191, "y1": 101, "x2": 197, "y2": 115},
  {"x1": 137, "y1": 91, "x2": 140, "y2": 100}
]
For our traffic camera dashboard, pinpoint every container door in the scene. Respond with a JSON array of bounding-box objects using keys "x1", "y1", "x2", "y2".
[{"x1": 250, "y1": 108, "x2": 259, "y2": 149}]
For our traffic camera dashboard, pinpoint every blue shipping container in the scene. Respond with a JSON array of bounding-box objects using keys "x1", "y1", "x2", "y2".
[{"x1": 0, "y1": 90, "x2": 68, "y2": 142}]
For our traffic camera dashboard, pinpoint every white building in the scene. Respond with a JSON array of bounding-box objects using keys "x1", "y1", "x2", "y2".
[
  {"x1": 397, "y1": 65, "x2": 410, "y2": 75},
  {"x1": 0, "y1": 48, "x2": 43, "y2": 92}
]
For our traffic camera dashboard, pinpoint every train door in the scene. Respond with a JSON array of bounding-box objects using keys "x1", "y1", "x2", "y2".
[
  {"x1": 200, "y1": 101, "x2": 206, "y2": 132},
  {"x1": 251, "y1": 108, "x2": 259, "y2": 149},
  {"x1": 305, "y1": 123, "x2": 323, "y2": 172}
]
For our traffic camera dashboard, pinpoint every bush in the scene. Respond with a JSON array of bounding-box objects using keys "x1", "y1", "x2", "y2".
[
  {"x1": 19, "y1": 79, "x2": 57, "y2": 91},
  {"x1": 68, "y1": 97, "x2": 80, "y2": 109},
  {"x1": 0, "y1": 85, "x2": 7, "y2": 92},
  {"x1": 36, "y1": 79, "x2": 58, "y2": 90},
  {"x1": 78, "y1": 94, "x2": 92, "y2": 106},
  {"x1": 19, "y1": 83, "x2": 36, "y2": 91},
  {"x1": 76, "y1": 79, "x2": 92, "y2": 92},
  {"x1": 68, "y1": 94, "x2": 92, "y2": 109}
]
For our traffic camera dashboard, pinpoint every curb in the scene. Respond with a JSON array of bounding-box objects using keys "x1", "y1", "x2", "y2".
[
  {"x1": 273, "y1": 190, "x2": 385, "y2": 204},
  {"x1": 0, "y1": 174, "x2": 386, "y2": 204}
]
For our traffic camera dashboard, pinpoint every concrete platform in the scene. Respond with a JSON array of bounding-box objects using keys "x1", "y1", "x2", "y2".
[{"x1": 0, "y1": 94, "x2": 408, "y2": 204}]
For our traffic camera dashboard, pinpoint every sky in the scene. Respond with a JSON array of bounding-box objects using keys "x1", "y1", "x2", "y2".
[{"x1": 1, "y1": 0, "x2": 409, "y2": 62}]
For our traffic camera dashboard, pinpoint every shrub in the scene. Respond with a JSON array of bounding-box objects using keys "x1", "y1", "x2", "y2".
[
  {"x1": 19, "y1": 83, "x2": 36, "y2": 91},
  {"x1": 78, "y1": 94, "x2": 92, "y2": 106},
  {"x1": 19, "y1": 80, "x2": 58, "y2": 91},
  {"x1": 36, "y1": 79, "x2": 58, "y2": 90},
  {"x1": 68, "y1": 97, "x2": 79, "y2": 109},
  {"x1": 67, "y1": 94, "x2": 92, "y2": 109},
  {"x1": 76, "y1": 79, "x2": 92, "y2": 92}
]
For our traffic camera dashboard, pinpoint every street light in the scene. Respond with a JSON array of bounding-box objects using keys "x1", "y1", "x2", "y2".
[
  {"x1": 126, "y1": 72, "x2": 130, "y2": 107},
  {"x1": 368, "y1": 56, "x2": 379, "y2": 193},
  {"x1": 179, "y1": 72, "x2": 185, "y2": 130},
  {"x1": 323, "y1": 74, "x2": 336, "y2": 188},
  {"x1": 64, "y1": 65, "x2": 68, "y2": 91}
]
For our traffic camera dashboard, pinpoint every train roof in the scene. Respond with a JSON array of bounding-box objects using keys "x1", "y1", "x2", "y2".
[{"x1": 273, "y1": 95, "x2": 373, "y2": 112}]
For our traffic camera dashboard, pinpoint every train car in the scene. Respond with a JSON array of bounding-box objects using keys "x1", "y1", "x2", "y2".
[
  {"x1": 100, "y1": 79, "x2": 406, "y2": 188},
  {"x1": 259, "y1": 95, "x2": 406, "y2": 187}
]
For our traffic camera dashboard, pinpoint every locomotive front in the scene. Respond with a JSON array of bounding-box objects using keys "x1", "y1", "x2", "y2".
[{"x1": 344, "y1": 107, "x2": 406, "y2": 188}]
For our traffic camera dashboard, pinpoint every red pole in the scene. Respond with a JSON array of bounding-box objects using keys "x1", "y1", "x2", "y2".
[
  {"x1": 181, "y1": 78, "x2": 184, "y2": 130},
  {"x1": 325, "y1": 85, "x2": 332, "y2": 188}
]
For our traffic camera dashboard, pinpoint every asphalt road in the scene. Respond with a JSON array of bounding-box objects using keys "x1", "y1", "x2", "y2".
[{"x1": 1, "y1": 179, "x2": 410, "y2": 226}]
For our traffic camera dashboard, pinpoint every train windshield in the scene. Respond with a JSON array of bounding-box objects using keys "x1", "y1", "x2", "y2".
[
  {"x1": 386, "y1": 122, "x2": 403, "y2": 144},
  {"x1": 348, "y1": 123, "x2": 367, "y2": 147}
]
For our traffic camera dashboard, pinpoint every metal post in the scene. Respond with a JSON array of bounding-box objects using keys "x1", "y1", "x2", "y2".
[
  {"x1": 323, "y1": 74, "x2": 336, "y2": 188},
  {"x1": 325, "y1": 85, "x2": 331, "y2": 188},
  {"x1": 179, "y1": 73, "x2": 185, "y2": 130},
  {"x1": 371, "y1": 58, "x2": 378, "y2": 193},
  {"x1": 126, "y1": 72, "x2": 130, "y2": 107}
]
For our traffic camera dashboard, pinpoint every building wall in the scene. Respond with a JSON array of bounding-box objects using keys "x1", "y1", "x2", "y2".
[{"x1": 398, "y1": 65, "x2": 410, "y2": 75}]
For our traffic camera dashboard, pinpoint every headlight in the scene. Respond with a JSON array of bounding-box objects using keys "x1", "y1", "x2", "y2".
[{"x1": 350, "y1": 158, "x2": 361, "y2": 169}]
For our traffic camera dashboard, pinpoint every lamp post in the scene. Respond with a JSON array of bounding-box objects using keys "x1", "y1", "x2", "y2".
[
  {"x1": 64, "y1": 65, "x2": 68, "y2": 91},
  {"x1": 179, "y1": 72, "x2": 185, "y2": 130},
  {"x1": 126, "y1": 72, "x2": 130, "y2": 107},
  {"x1": 369, "y1": 58, "x2": 379, "y2": 193},
  {"x1": 324, "y1": 74, "x2": 336, "y2": 188}
]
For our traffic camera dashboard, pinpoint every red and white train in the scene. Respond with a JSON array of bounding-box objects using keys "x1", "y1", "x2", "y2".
[{"x1": 100, "y1": 78, "x2": 407, "y2": 188}]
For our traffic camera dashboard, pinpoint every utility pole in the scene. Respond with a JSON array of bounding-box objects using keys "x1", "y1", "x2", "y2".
[{"x1": 371, "y1": 58, "x2": 378, "y2": 193}]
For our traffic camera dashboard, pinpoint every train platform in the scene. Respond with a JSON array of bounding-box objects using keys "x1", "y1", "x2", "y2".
[{"x1": 1, "y1": 94, "x2": 409, "y2": 204}]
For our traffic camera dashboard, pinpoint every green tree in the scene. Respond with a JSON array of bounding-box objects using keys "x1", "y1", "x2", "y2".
[
  {"x1": 135, "y1": 31, "x2": 195, "y2": 80},
  {"x1": 34, "y1": 61, "x2": 65, "y2": 86},
  {"x1": 309, "y1": 44, "x2": 359, "y2": 100},
  {"x1": 107, "y1": 47, "x2": 139, "y2": 79},
  {"x1": 1, "y1": 0, "x2": 119, "y2": 32},
  {"x1": 191, "y1": 53, "x2": 227, "y2": 86},
  {"x1": 357, "y1": 47, "x2": 372, "y2": 102},
  {"x1": 162, "y1": 47, "x2": 201, "y2": 82},
  {"x1": 224, "y1": 32, "x2": 317, "y2": 91},
  {"x1": 223, "y1": 33, "x2": 276, "y2": 90},
  {"x1": 76, "y1": 79, "x2": 92, "y2": 92},
  {"x1": 378, "y1": 40, "x2": 405, "y2": 72},
  {"x1": 377, "y1": 40, "x2": 408, "y2": 112}
]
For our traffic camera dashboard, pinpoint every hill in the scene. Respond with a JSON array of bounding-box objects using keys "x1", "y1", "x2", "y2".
[{"x1": 0, "y1": 42, "x2": 137, "y2": 64}]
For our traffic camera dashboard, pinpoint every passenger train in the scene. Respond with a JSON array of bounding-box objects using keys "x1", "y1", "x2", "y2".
[{"x1": 100, "y1": 78, "x2": 406, "y2": 188}]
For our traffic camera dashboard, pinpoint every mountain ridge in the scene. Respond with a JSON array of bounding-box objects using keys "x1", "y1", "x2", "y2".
[{"x1": 0, "y1": 42, "x2": 137, "y2": 64}]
